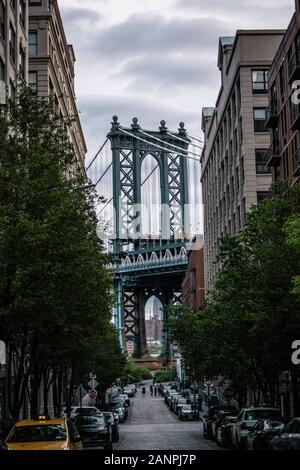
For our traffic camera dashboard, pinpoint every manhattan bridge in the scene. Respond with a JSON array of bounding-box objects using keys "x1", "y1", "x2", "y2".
[{"x1": 87, "y1": 117, "x2": 202, "y2": 364}]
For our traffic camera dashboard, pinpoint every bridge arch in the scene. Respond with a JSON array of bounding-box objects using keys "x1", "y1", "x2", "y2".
[
  {"x1": 145, "y1": 296, "x2": 163, "y2": 357},
  {"x1": 141, "y1": 153, "x2": 161, "y2": 237}
]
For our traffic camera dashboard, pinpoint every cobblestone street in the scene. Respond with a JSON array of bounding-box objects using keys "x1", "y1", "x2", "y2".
[{"x1": 115, "y1": 389, "x2": 220, "y2": 451}]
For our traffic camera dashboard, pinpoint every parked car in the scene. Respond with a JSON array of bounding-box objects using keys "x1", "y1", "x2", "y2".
[
  {"x1": 216, "y1": 416, "x2": 237, "y2": 448},
  {"x1": 246, "y1": 418, "x2": 285, "y2": 450},
  {"x1": 127, "y1": 384, "x2": 137, "y2": 396},
  {"x1": 203, "y1": 405, "x2": 237, "y2": 440},
  {"x1": 103, "y1": 412, "x2": 119, "y2": 443},
  {"x1": 102, "y1": 403, "x2": 127, "y2": 423},
  {"x1": 178, "y1": 405, "x2": 199, "y2": 421},
  {"x1": 5, "y1": 416, "x2": 83, "y2": 450},
  {"x1": 165, "y1": 390, "x2": 177, "y2": 405},
  {"x1": 74, "y1": 413, "x2": 112, "y2": 449},
  {"x1": 212, "y1": 407, "x2": 239, "y2": 441},
  {"x1": 118, "y1": 393, "x2": 130, "y2": 407},
  {"x1": 175, "y1": 398, "x2": 188, "y2": 415},
  {"x1": 232, "y1": 407, "x2": 282, "y2": 450},
  {"x1": 271, "y1": 418, "x2": 300, "y2": 450},
  {"x1": 123, "y1": 386, "x2": 134, "y2": 398},
  {"x1": 170, "y1": 393, "x2": 179, "y2": 411},
  {"x1": 60, "y1": 406, "x2": 100, "y2": 420}
]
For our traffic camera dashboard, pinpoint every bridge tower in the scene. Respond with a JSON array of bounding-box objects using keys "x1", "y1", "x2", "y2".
[{"x1": 107, "y1": 117, "x2": 191, "y2": 360}]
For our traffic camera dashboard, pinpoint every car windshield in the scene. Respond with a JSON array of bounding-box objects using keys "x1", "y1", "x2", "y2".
[
  {"x1": 75, "y1": 416, "x2": 104, "y2": 426},
  {"x1": 182, "y1": 405, "x2": 192, "y2": 411},
  {"x1": 75, "y1": 408, "x2": 97, "y2": 414},
  {"x1": 227, "y1": 417, "x2": 237, "y2": 423},
  {"x1": 178, "y1": 399, "x2": 186, "y2": 404},
  {"x1": 103, "y1": 413, "x2": 113, "y2": 422},
  {"x1": 245, "y1": 410, "x2": 281, "y2": 421},
  {"x1": 7, "y1": 424, "x2": 67, "y2": 443}
]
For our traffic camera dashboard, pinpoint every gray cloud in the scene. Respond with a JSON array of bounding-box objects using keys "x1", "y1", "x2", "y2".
[
  {"x1": 87, "y1": 13, "x2": 232, "y2": 60},
  {"x1": 114, "y1": 55, "x2": 218, "y2": 91},
  {"x1": 60, "y1": 6, "x2": 102, "y2": 30},
  {"x1": 78, "y1": 93, "x2": 199, "y2": 156},
  {"x1": 175, "y1": 0, "x2": 293, "y2": 23}
]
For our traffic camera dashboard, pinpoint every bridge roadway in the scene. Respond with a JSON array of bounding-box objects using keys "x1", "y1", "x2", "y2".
[{"x1": 115, "y1": 385, "x2": 220, "y2": 451}]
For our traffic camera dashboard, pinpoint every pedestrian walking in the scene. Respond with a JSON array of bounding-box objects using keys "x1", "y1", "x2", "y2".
[
  {"x1": 142, "y1": 386, "x2": 146, "y2": 396},
  {"x1": 154, "y1": 386, "x2": 158, "y2": 397},
  {"x1": 150, "y1": 385, "x2": 153, "y2": 396}
]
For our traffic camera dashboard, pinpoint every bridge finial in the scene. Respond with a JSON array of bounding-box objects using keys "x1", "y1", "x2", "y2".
[
  {"x1": 178, "y1": 122, "x2": 187, "y2": 136},
  {"x1": 132, "y1": 117, "x2": 140, "y2": 131},
  {"x1": 159, "y1": 120, "x2": 168, "y2": 133},
  {"x1": 111, "y1": 115, "x2": 119, "y2": 132}
]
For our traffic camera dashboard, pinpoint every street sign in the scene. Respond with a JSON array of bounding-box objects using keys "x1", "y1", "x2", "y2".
[
  {"x1": 223, "y1": 389, "x2": 234, "y2": 399},
  {"x1": 89, "y1": 389, "x2": 98, "y2": 400},
  {"x1": 204, "y1": 380, "x2": 213, "y2": 387},
  {"x1": 88, "y1": 379, "x2": 99, "y2": 389}
]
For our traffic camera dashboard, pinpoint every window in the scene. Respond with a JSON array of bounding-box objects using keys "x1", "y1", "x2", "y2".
[
  {"x1": 10, "y1": 80, "x2": 16, "y2": 102},
  {"x1": 241, "y1": 156, "x2": 245, "y2": 183},
  {"x1": 257, "y1": 191, "x2": 271, "y2": 204},
  {"x1": 237, "y1": 206, "x2": 241, "y2": 231},
  {"x1": 28, "y1": 71, "x2": 37, "y2": 91},
  {"x1": 19, "y1": 45, "x2": 25, "y2": 77},
  {"x1": 252, "y1": 70, "x2": 268, "y2": 94},
  {"x1": 20, "y1": 1, "x2": 26, "y2": 27},
  {"x1": 0, "y1": 57, "x2": 4, "y2": 81},
  {"x1": 29, "y1": 0, "x2": 42, "y2": 5},
  {"x1": 239, "y1": 117, "x2": 243, "y2": 144},
  {"x1": 255, "y1": 149, "x2": 271, "y2": 174},
  {"x1": 0, "y1": 1, "x2": 5, "y2": 40},
  {"x1": 279, "y1": 66, "x2": 285, "y2": 95},
  {"x1": 29, "y1": 31, "x2": 38, "y2": 56},
  {"x1": 236, "y1": 166, "x2": 240, "y2": 191},
  {"x1": 253, "y1": 108, "x2": 267, "y2": 132},
  {"x1": 9, "y1": 24, "x2": 16, "y2": 64},
  {"x1": 234, "y1": 129, "x2": 238, "y2": 156},
  {"x1": 236, "y1": 77, "x2": 241, "y2": 109}
]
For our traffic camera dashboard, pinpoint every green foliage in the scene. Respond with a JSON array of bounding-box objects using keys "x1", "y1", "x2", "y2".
[
  {"x1": 168, "y1": 181, "x2": 300, "y2": 406},
  {"x1": 0, "y1": 86, "x2": 125, "y2": 417},
  {"x1": 124, "y1": 359, "x2": 153, "y2": 383},
  {"x1": 285, "y1": 214, "x2": 300, "y2": 298},
  {"x1": 153, "y1": 370, "x2": 174, "y2": 383}
]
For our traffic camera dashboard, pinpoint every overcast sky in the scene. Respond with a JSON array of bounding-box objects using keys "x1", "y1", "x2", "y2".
[{"x1": 59, "y1": 0, "x2": 294, "y2": 235}]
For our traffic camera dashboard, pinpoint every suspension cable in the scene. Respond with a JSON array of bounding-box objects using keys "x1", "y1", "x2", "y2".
[
  {"x1": 96, "y1": 162, "x2": 159, "y2": 217},
  {"x1": 97, "y1": 196, "x2": 113, "y2": 217},
  {"x1": 187, "y1": 133, "x2": 205, "y2": 144},
  {"x1": 86, "y1": 138, "x2": 109, "y2": 172},
  {"x1": 94, "y1": 162, "x2": 113, "y2": 187},
  {"x1": 118, "y1": 128, "x2": 200, "y2": 162},
  {"x1": 138, "y1": 129, "x2": 200, "y2": 158},
  {"x1": 166, "y1": 132, "x2": 203, "y2": 151},
  {"x1": 141, "y1": 164, "x2": 159, "y2": 186}
]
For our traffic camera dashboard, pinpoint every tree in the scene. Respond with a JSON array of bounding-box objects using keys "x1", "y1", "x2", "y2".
[
  {"x1": 0, "y1": 86, "x2": 124, "y2": 420},
  {"x1": 286, "y1": 214, "x2": 300, "y2": 299},
  {"x1": 168, "y1": 181, "x2": 300, "y2": 408}
]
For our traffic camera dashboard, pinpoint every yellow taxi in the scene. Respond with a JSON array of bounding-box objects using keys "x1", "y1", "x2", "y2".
[{"x1": 5, "y1": 416, "x2": 83, "y2": 451}]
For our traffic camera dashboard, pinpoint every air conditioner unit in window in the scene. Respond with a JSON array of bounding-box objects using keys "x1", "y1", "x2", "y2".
[{"x1": 0, "y1": 80, "x2": 6, "y2": 105}]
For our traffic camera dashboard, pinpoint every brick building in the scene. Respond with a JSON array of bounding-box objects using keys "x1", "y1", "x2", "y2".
[
  {"x1": 265, "y1": 0, "x2": 300, "y2": 182},
  {"x1": 0, "y1": 0, "x2": 28, "y2": 102},
  {"x1": 201, "y1": 30, "x2": 284, "y2": 291},
  {"x1": 28, "y1": 0, "x2": 86, "y2": 172},
  {"x1": 182, "y1": 246, "x2": 205, "y2": 311}
]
